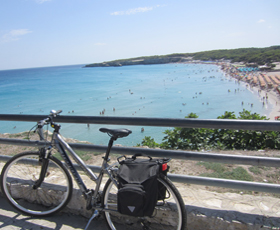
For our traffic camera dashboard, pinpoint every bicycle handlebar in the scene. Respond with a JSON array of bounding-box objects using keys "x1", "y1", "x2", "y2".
[
  {"x1": 36, "y1": 110, "x2": 63, "y2": 140},
  {"x1": 37, "y1": 118, "x2": 50, "y2": 128},
  {"x1": 38, "y1": 110, "x2": 62, "y2": 126}
]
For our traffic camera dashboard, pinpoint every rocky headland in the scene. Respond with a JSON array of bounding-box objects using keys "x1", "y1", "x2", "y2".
[
  {"x1": 84, "y1": 46, "x2": 280, "y2": 68},
  {"x1": 84, "y1": 56, "x2": 190, "y2": 67}
]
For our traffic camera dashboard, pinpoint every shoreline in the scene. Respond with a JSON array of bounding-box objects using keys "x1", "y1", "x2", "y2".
[
  {"x1": 262, "y1": 87, "x2": 280, "y2": 120},
  {"x1": 266, "y1": 71, "x2": 280, "y2": 119},
  {"x1": 219, "y1": 62, "x2": 280, "y2": 120}
]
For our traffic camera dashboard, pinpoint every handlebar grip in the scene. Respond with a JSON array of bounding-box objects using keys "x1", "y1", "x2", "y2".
[
  {"x1": 38, "y1": 127, "x2": 45, "y2": 141},
  {"x1": 38, "y1": 117, "x2": 50, "y2": 128},
  {"x1": 38, "y1": 121, "x2": 45, "y2": 128}
]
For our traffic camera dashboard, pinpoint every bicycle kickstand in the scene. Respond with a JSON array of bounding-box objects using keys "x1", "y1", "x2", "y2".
[{"x1": 84, "y1": 210, "x2": 99, "y2": 230}]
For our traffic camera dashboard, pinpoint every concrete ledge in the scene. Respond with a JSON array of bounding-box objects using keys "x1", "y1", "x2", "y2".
[
  {"x1": 1, "y1": 188, "x2": 280, "y2": 229},
  {"x1": 63, "y1": 188, "x2": 280, "y2": 229},
  {"x1": 187, "y1": 206, "x2": 280, "y2": 230}
]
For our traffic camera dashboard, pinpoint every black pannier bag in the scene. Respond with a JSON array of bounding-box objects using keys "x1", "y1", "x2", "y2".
[{"x1": 117, "y1": 154, "x2": 169, "y2": 217}]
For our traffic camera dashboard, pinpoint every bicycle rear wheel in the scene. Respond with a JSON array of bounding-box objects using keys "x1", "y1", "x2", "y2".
[
  {"x1": 0, "y1": 151, "x2": 73, "y2": 216},
  {"x1": 102, "y1": 174, "x2": 187, "y2": 230}
]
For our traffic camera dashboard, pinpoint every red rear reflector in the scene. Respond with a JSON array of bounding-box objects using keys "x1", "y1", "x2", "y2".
[{"x1": 162, "y1": 163, "x2": 168, "y2": 171}]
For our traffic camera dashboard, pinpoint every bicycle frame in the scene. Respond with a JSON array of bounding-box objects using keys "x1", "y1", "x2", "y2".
[
  {"x1": 41, "y1": 128, "x2": 119, "y2": 208},
  {"x1": 0, "y1": 114, "x2": 185, "y2": 230}
]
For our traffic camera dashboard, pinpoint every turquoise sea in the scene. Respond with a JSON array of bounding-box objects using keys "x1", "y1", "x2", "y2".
[{"x1": 0, "y1": 63, "x2": 272, "y2": 146}]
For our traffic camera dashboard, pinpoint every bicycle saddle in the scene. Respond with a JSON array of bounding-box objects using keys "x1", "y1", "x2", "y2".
[{"x1": 99, "y1": 128, "x2": 132, "y2": 139}]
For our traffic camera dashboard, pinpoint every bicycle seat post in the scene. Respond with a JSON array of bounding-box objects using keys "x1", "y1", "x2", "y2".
[
  {"x1": 104, "y1": 136, "x2": 116, "y2": 161},
  {"x1": 99, "y1": 128, "x2": 132, "y2": 161}
]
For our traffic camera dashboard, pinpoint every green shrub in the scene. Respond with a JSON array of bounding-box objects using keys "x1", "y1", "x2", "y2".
[
  {"x1": 138, "y1": 109, "x2": 280, "y2": 151},
  {"x1": 137, "y1": 136, "x2": 159, "y2": 148}
]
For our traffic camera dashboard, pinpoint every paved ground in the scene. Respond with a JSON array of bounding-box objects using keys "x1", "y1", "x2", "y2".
[
  {"x1": 2, "y1": 188, "x2": 280, "y2": 230},
  {"x1": 1, "y1": 161, "x2": 280, "y2": 229},
  {"x1": 0, "y1": 195, "x2": 110, "y2": 230},
  {"x1": 177, "y1": 184, "x2": 280, "y2": 229}
]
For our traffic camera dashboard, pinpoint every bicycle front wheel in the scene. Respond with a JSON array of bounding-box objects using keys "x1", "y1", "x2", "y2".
[
  {"x1": 102, "y1": 174, "x2": 187, "y2": 230},
  {"x1": 0, "y1": 151, "x2": 73, "y2": 216}
]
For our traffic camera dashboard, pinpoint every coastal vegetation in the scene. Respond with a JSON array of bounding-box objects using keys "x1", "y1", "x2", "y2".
[
  {"x1": 85, "y1": 45, "x2": 280, "y2": 68},
  {"x1": 138, "y1": 109, "x2": 280, "y2": 151},
  {"x1": 189, "y1": 46, "x2": 280, "y2": 66}
]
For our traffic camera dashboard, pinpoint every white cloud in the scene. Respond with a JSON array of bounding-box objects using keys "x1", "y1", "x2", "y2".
[
  {"x1": 1, "y1": 29, "x2": 32, "y2": 43},
  {"x1": 126, "y1": 7, "x2": 153, "y2": 15},
  {"x1": 111, "y1": 5, "x2": 164, "y2": 16},
  {"x1": 258, "y1": 19, "x2": 265, "y2": 23}
]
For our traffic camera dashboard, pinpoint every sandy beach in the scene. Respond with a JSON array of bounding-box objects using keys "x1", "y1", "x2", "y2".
[
  {"x1": 220, "y1": 62, "x2": 280, "y2": 120},
  {"x1": 266, "y1": 70, "x2": 280, "y2": 119}
]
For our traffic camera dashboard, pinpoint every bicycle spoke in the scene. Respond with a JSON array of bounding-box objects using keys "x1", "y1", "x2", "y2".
[{"x1": 1, "y1": 152, "x2": 73, "y2": 216}]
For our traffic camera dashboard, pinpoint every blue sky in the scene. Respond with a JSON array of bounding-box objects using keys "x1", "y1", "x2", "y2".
[{"x1": 0, "y1": 0, "x2": 279, "y2": 70}]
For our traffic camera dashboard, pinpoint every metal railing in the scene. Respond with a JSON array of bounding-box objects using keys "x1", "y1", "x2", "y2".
[{"x1": 0, "y1": 114, "x2": 280, "y2": 194}]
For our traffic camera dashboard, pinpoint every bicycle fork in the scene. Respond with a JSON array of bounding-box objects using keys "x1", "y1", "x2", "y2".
[{"x1": 33, "y1": 148, "x2": 51, "y2": 189}]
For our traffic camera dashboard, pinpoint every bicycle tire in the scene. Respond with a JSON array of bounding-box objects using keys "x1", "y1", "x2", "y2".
[
  {"x1": 0, "y1": 151, "x2": 73, "y2": 216},
  {"x1": 102, "y1": 174, "x2": 187, "y2": 230}
]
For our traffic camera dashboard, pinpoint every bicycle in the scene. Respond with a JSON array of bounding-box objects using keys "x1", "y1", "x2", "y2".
[{"x1": 0, "y1": 110, "x2": 187, "y2": 230}]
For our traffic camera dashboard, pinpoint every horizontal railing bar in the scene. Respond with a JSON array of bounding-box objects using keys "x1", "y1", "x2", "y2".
[
  {"x1": 1, "y1": 138, "x2": 280, "y2": 167},
  {"x1": 168, "y1": 174, "x2": 280, "y2": 194},
  {"x1": 108, "y1": 146, "x2": 280, "y2": 167},
  {"x1": 1, "y1": 154, "x2": 279, "y2": 194},
  {"x1": 0, "y1": 114, "x2": 280, "y2": 131},
  {"x1": 0, "y1": 138, "x2": 50, "y2": 147},
  {"x1": 1, "y1": 113, "x2": 279, "y2": 194}
]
